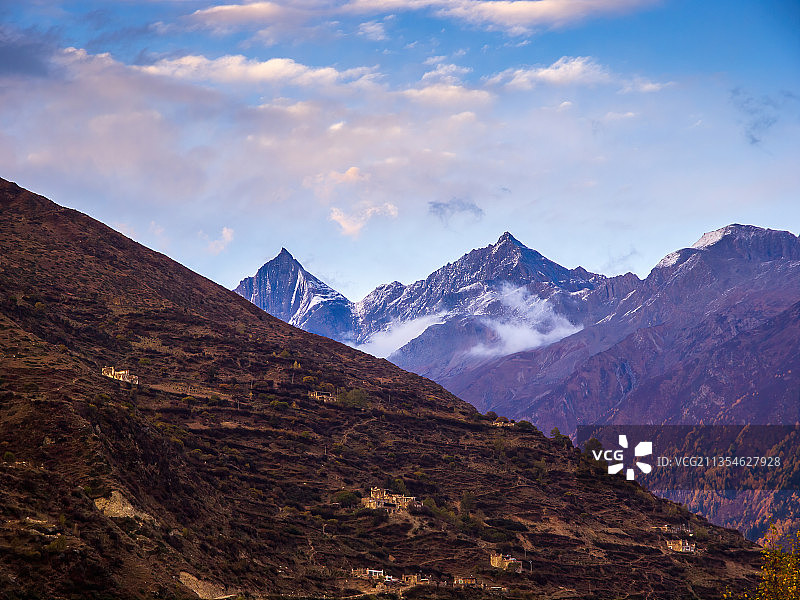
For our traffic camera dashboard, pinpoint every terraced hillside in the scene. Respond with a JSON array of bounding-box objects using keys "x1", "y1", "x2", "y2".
[{"x1": 0, "y1": 178, "x2": 760, "y2": 599}]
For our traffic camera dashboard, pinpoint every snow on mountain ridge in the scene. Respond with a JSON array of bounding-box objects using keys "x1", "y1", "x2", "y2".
[
  {"x1": 690, "y1": 224, "x2": 767, "y2": 249},
  {"x1": 234, "y1": 248, "x2": 354, "y2": 340},
  {"x1": 234, "y1": 225, "x2": 797, "y2": 377},
  {"x1": 234, "y1": 232, "x2": 591, "y2": 358}
]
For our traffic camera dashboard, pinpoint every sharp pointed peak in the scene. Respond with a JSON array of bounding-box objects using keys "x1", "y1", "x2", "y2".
[
  {"x1": 495, "y1": 232, "x2": 524, "y2": 246},
  {"x1": 256, "y1": 247, "x2": 301, "y2": 273},
  {"x1": 270, "y1": 247, "x2": 302, "y2": 265}
]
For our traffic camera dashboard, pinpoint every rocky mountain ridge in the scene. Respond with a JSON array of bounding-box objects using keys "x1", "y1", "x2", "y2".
[
  {"x1": 235, "y1": 225, "x2": 800, "y2": 430},
  {"x1": 235, "y1": 231, "x2": 629, "y2": 358}
]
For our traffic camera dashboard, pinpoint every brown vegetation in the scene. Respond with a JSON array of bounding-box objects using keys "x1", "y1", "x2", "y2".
[{"x1": 0, "y1": 178, "x2": 764, "y2": 599}]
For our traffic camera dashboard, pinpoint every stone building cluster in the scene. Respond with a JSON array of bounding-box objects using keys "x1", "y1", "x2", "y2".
[
  {"x1": 101, "y1": 366, "x2": 139, "y2": 385},
  {"x1": 490, "y1": 552, "x2": 523, "y2": 572},
  {"x1": 360, "y1": 487, "x2": 421, "y2": 513}
]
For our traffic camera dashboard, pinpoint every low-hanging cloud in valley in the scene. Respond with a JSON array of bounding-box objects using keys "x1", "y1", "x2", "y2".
[
  {"x1": 354, "y1": 313, "x2": 446, "y2": 358},
  {"x1": 468, "y1": 284, "x2": 582, "y2": 357},
  {"x1": 354, "y1": 284, "x2": 582, "y2": 360}
]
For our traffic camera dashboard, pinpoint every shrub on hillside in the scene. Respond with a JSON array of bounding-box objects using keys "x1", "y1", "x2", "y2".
[
  {"x1": 332, "y1": 490, "x2": 361, "y2": 508},
  {"x1": 338, "y1": 388, "x2": 369, "y2": 409}
]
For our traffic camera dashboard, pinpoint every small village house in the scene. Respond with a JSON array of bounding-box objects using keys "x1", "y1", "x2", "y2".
[
  {"x1": 101, "y1": 366, "x2": 139, "y2": 385},
  {"x1": 490, "y1": 552, "x2": 523, "y2": 572},
  {"x1": 309, "y1": 390, "x2": 334, "y2": 402},
  {"x1": 653, "y1": 523, "x2": 693, "y2": 535},
  {"x1": 361, "y1": 487, "x2": 420, "y2": 513},
  {"x1": 351, "y1": 567, "x2": 385, "y2": 579},
  {"x1": 402, "y1": 574, "x2": 433, "y2": 586},
  {"x1": 666, "y1": 540, "x2": 696, "y2": 553}
]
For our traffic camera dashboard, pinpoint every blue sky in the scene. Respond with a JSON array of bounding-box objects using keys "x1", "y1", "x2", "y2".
[{"x1": 1, "y1": 0, "x2": 798, "y2": 300}]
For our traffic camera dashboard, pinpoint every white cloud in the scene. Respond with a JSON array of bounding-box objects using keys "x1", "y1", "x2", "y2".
[
  {"x1": 4, "y1": 38, "x2": 784, "y2": 303},
  {"x1": 468, "y1": 285, "x2": 582, "y2": 357},
  {"x1": 183, "y1": 2, "x2": 333, "y2": 46},
  {"x1": 402, "y1": 82, "x2": 492, "y2": 105},
  {"x1": 422, "y1": 62, "x2": 472, "y2": 84},
  {"x1": 305, "y1": 166, "x2": 371, "y2": 199},
  {"x1": 4, "y1": 47, "x2": 213, "y2": 205},
  {"x1": 186, "y1": 0, "x2": 657, "y2": 38},
  {"x1": 529, "y1": 55, "x2": 610, "y2": 85},
  {"x1": 355, "y1": 313, "x2": 445, "y2": 357},
  {"x1": 488, "y1": 56, "x2": 671, "y2": 96},
  {"x1": 604, "y1": 110, "x2": 637, "y2": 120},
  {"x1": 189, "y1": 2, "x2": 303, "y2": 29},
  {"x1": 138, "y1": 54, "x2": 373, "y2": 88},
  {"x1": 439, "y1": 0, "x2": 656, "y2": 33},
  {"x1": 330, "y1": 202, "x2": 399, "y2": 236},
  {"x1": 490, "y1": 56, "x2": 611, "y2": 90},
  {"x1": 343, "y1": 0, "x2": 656, "y2": 33},
  {"x1": 206, "y1": 226, "x2": 235, "y2": 255},
  {"x1": 332, "y1": 166, "x2": 368, "y2": 184},
  {"x1": 344, "y1": 0, "x2": 445, "y2": 12},
  {"x1": 358, "y1": 20, "x2": 388, "y2": 40},
  {"x1": 621, "y1": 77, "x2": 674, "y2": 93},
  {"x1": 423, "y1": 55, "x2": 447, "y2": 65}
]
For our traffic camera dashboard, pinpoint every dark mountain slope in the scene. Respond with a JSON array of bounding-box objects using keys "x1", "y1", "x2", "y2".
[
  {"x1": 454, "y1": 224, "x2": 800, "y2": 422},
  {"x1": 0, "y1": 178, "x2": 760, "y2": 599},
  {"x1": 607, "y1": 298, "x2": 800, "y2": 427}
]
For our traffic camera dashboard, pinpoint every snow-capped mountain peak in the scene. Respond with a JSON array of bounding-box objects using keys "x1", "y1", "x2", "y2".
[
  {"x1": 495, "y1": 231, "x2": 523, "y2": 247},
  {"x1": 235, "y1": 233, "x2": 602, "y2": 364},
  {"x1": 234, "y1": 249, "x2": 354, "y2": 340}
]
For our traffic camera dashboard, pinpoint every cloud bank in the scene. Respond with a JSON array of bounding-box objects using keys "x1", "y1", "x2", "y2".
[
  {"x1": 469, "y1": 284, "x2": 582, "y2": 357},
  {"x1": 184, "y1": 0, "x2": 658, "y2": 37},
  {"x1": 355, "y1": 314, "x2": 446, "y2": 357}
]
